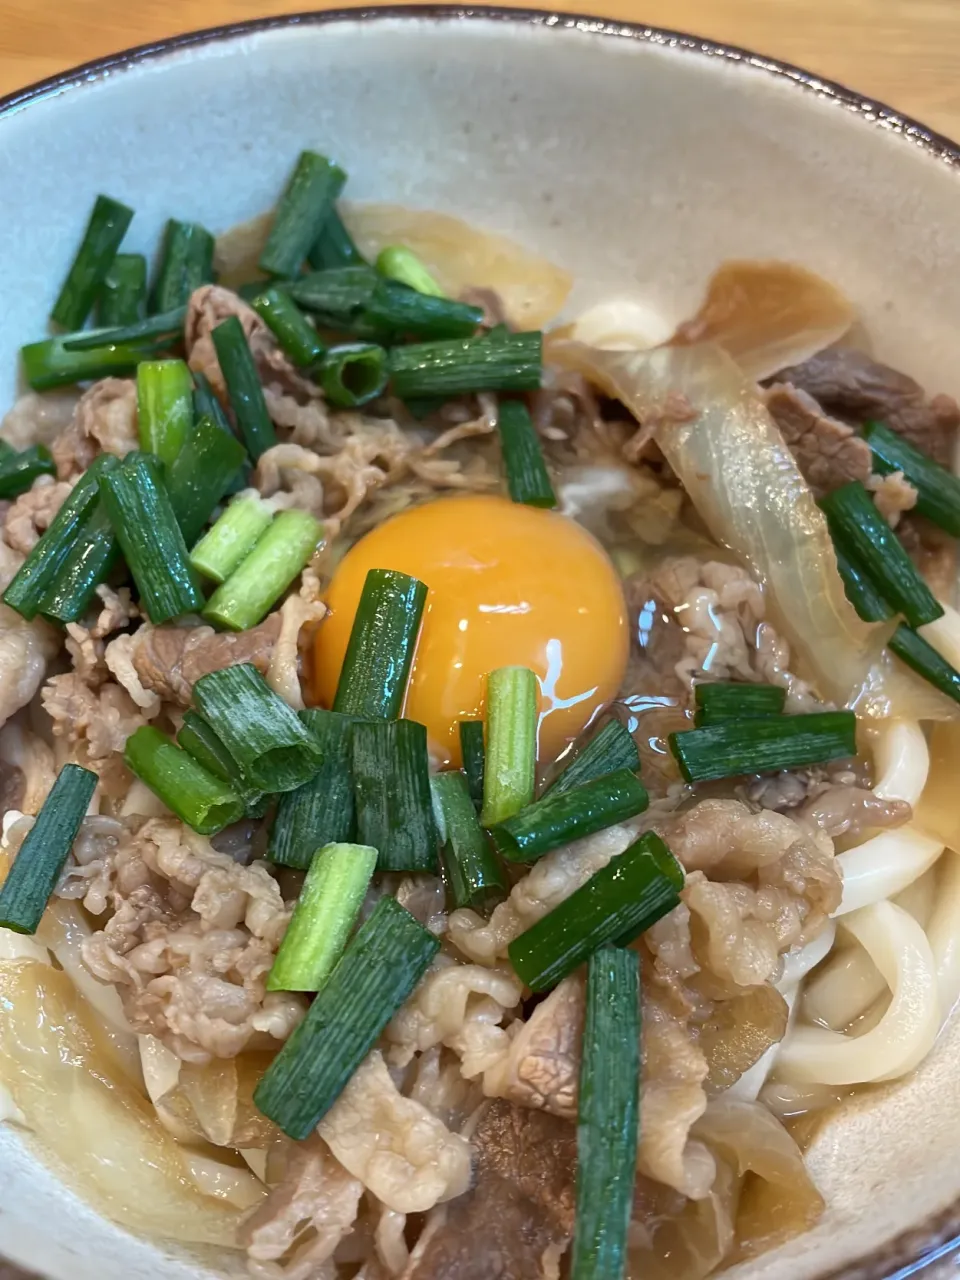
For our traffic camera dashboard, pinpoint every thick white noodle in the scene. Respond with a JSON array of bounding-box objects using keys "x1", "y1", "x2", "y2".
[
  {"x1": 802, "y1": 943, "x2": 885, "y2": 1031},
  {"x1": 919, "y1": 601, "x2": 960, "y2": 671},
  {"x1": 776, "y1": 901, "x2": 939, "y2": 1085},
  {"x1": 834, "y1": 827, "x2": 943, "y2": 916},
  {"x1": 871, "y1": 719, "x2": 929, "y2": 805},
  {"x1": 926, "y1": 850, "x2": 960, "y2": 1024}
]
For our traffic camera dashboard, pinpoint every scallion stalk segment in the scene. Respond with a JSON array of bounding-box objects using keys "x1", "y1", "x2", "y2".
[
  {"x1": 51, "y1": 194, "x2": 134, "y2": 330},
  {"x1": 189, "y1": 492, "x2": 274, "y2": 584},
  {"x1": 149, "y1": 219, "x2": 216, "y2": 313},
  {"x1": 317, "y1": 343, "x2": 388, "y2": 408},
  {"x1": 137, "y1": 358, "x2": 194, "y2": 466},
  {"x1": 259, "y1": 151, "x2": 347, "y2": 279},
  {"x1": 376, "y1": 245, "x2": 445, "y2": 297},
  {"x1": 38, "y1": 503, "x2": 118, "y2": 625},
  {"x1": 268, "y1": 709, "x2": 360, "y2": 868},
  {"x1": 693, "y1": 680, "x2": 787, "y2": 727},
  {"x1": 0, "y1": 444, "x2": 55, "y2": 499},
  {"x1": 863, "y1": 419, "x2": 960, "y2": 538},
  {"x1": 123, "y1": 726, "x2": 244, "y2": 834},
  {"x1": 389, "y1": 331, "x2": 542, "y2": 399},
  {"x1": 351, "y1": 718, "x2": 438, "y2": 872},
  {"x1": 212, "y1": 316, "x2": 277, "y2": 461},
  {"x1": 203, "y1": 509, "x2": 322, "y2": 631},
  {"x1": 459, "y1": 719, "x2": 485, "y2": 809},
  {"x1": 252, "y1": 287, "x2": 326, "y2": 367},
  {"x1": 166, "y1": 415, "x2": 248, "y2": 546},
  {"x1": 177, "y1": 710, "x2": 265, "y2": 817},
  {"x1": 308, "y1": 207, "x2": 365, "y2": 269},
  {"x1": 544, "y1": 719, "x2": 640, "y2": 798},
  {"x1": 669, "y1": 711, "x2": 858, "y2": 783},
  {"x1": 20, "y1": 334, "x2": 157, "y2": 391},
  {"x1": 96, "y1": 253, "x2": 147, "y2": 326},
  {"x1": 431, "y1": 770, "x2": 507, "y2": 912},
  {"x1": 480, "y1": 666, "x2": 538, "y2": 826},
  {"x1": 333, "y1": 568, "x2": 427, "y2": 719},
  {"x1": 62, "y1": 304, "x2": 188, "y2": 353},
  {"x1": 497, "y1": 399, "x2": 556, "y2": 508}
]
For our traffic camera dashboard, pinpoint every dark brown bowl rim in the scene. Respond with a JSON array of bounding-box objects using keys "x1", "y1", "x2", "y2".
[{"x1": 1, "y1": 6, "x2": 959, "y2": 1279}]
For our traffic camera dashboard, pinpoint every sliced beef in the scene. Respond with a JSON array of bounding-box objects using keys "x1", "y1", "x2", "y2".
[
  {"x1": 771, "y1": 345, "x2": 959, "y2": 465},
  {"x1": 407, "y1": 1100, "x2": 575, "y2": 1280},
  {"x1": 764, "y1": 383, "x2": 872, "y2": 493},
  {"x1": 128, "y1": 613, "x2": 282, "y2": 705}
]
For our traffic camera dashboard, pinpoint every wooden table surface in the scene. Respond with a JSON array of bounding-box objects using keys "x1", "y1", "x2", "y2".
[{"x1": 1, "y1": 0, "x2": 960, "y2": 142}]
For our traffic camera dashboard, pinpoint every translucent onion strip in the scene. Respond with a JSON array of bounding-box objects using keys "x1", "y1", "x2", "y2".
[
  {"x1": 870, "y1": 719, "x2": 929, "y2": 806},
  {"x1": 776, "y1": 901, "x2": 939, "y2": 1085},
  {"x1": 548, "y1": 340, "x2": 885, "y2": 705},
  {"x1": 926, "y1": 850, "x2": 960, "y2": 1024},
  {"x1": 834, "y1": 826, "x2": 943, "y2": 916},
  {"x1": 918, "y1": 600, "x2": 960, "y2": 670},
  {"x1": 183, "y1": 1153, "x2": 268, "y2": 1211},
  {"x1": 566, "y1": 299, "x2": 673, "y2": 351}
]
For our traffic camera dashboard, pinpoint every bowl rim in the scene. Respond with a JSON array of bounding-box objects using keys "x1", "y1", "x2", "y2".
[{"x1": 1, "y1": 6, "x2": 960, "y2": 1279}]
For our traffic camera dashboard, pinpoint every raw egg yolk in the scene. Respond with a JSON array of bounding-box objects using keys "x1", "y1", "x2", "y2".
[{"x1": 312, "y1": 494, "x2": 629, "y2": 768}]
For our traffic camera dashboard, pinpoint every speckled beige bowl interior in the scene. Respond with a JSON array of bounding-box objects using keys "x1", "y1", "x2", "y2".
[{"x1": 2, "y1": 9, "x2": 960, "y2": 1278}]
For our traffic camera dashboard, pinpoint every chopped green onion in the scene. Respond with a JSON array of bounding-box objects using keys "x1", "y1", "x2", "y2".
[
  {"x1": 189, "y1": 492, "x2": 274, "y2": 584},
  {"x1": 287, "y1": 266, "x2": 380, "y2": 323},
  {"x1": 123, "y1": 726, "x2": 244, "y2": 835},
  {"x1": 38, "y1": 503, "x2": 119, "y2": 625},
  {"x1": 211, "y1": 316, "x2": 277, "y2": 461},
  {"x1": 351, "y1": 718, "x2": 438, "y2": 872},
  {"x1": 333, "y1": 568, "x2": 427, "y2": 719},
  {"x1": 192, "y1": 663, "x2": 323, "y2": 793},
  {"x1": 376, "y1": 245, "x2": 445, "y2": 297},
  {"x1": 251, "y1": 288, "x2": 326, "y2": 367},
  {"x1": 267, "y1": 842, "x2": 378, "y2": 992},
  {"x1": 431, "y1": 771, "x2": 507, "y2": 912},
  {"x1": 480, "y1": 666, "x2": 537, "y2": 826},
  {"x1": 571, "y1": 945, "x2": 640, "y2": 1280},
  {"x1": 96, "y1": 253, "x2": 147, "y2": 327},
  {"x1": 459, "y1": 719, "x2": 485, "y2": 809},
  {"x1": 269, "y1": 710, "x2": 361, "y2": 868},
  {"x1": 192, "y1": 369, "x2": 233, "y2": 437},
  {"x1": 137, "y1": 359, "x2": 194, "y2": 466},
  {"x1": 149, "y1": 219, "x2": 215, "y2": 313},
  {"x1": 820, "y1": 481, "x2": 943, "y2": 627},
  {"x1": 693, "y1": 680, "x2": 787, "y2": 727},
  {"x1": 166, "y1": 415, "x2": 247, "y2": 546},
  {"x1": 308, "y1": 207, "x2": 365, "y2": 269},
  {"x1": 177, "y1": 710, "x2": 266, "y2": 816},
  {"x1": 318, "y1": 343, "x2": 388, "y2": 408},
  {"x1": 63, "y1": 304, "x2": 188, "y2": 353},
  {"x1": 259, "y1": 151, "x2": 347, "y2": 279},
  {"x1": 203, "y1": 509, "x2": 322, "y2": 631},
  {"x1": 488, "y1": 769, "x2": 649, "y2": 865},
  {"x1": 99, "y1": 452, "x2": 203, "y2": 623},
  {"x1": 889, "y1": 624, "x2": 960, "y2": 705},
  {"x1": 0, "y1": 444, "x2": 55, "y2": 499},
  {"x1": 3, "y1": 454, "x2": 119, "y2": 619},
  {"x1": 0, "y1": 764, "x2": 97, "y2": 934},
  {"x1": 361, "y1": 281, "x2": 483, "y2": 340},
  {"x1": 508, "y1": 831, "x2": 684, "y2": 991},
  {"x1": 545, "y1": 719, "x2": 640, "y2": 798},
  {"x1": 497, "y1": 399, "x2": 556, "y2": 508},
  {"x1": 50, "y1": 195, "x2": 134, "y2": 330},
  {"x1": 669, "y1": 711, "x2": 857, "y2": 784},
  {"x1": 864, "y1": 420, "x2": 960, "y2": 539},
  {"x1": 20, "y1": 333, "x2": 157, "y2": 391},
  {"x1": 389, "y1": 331, "x2": 542, "y2": 400},
  {"x1": 253, "y1": 896, "x2": 440, "y2": 1139},
  {"x1": 834, "y1": 545, "x2": 894, "y2": 623}
]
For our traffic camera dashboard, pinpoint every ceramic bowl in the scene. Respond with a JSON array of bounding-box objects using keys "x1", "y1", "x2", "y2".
[{"x1": 2, "y1": 8, "x2": 960, "y2": 1278}]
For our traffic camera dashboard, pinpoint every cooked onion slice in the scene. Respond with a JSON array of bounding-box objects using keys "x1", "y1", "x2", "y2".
[{"x1": 670, "y1": 260, "x2": 856, "y2": 381}]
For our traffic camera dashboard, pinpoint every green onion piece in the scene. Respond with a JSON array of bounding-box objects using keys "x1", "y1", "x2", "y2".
[
  {"x1": 3, "y1": 454, "x2": 119, "y2": 619},
  {"x1": 50, "y1": 195, "x2": 134, "y2": 330},
  {"x1": 693, "y1": 680, "x2": 787, "y2": 727},
  {"x1": 269, "y1": 709, "x2": 359, "y2": 868},
  {"x1": 177, "y1": 709, "x2": 265, "y2": 815},
  {"x1": 820, "y1": 481, "x2": 943, "y2": 627},
  {"x1": 123, "y1": 726, "x2": 244, "y2": 835},
  {"x1": 497, "y1": 399, "x2": 556, "y2": 508},
  {"x1": 251, "y1": 288, "x2": 326, "y2": 367},
  {"x1": 211, "y1": 316, "x2": 277, "y2": 461},
  {"x1": 137, "y1": 359, "x2": 194, "y2": 466},
  {"x1": 259, "y1": 152, "x2": 347, "y2": 279},
  {"x1": 333, "y1": 568, "x2": 427, "y2": 719},
  {"x1": 488, "y1": 768, "x2": 649, "y2": 865},
  {"x1": 308, "y1": 207, "x2": 365, "y2": 269},
  {"x1": 253, "y1": 896, "x2": 440, "y2": 1139},
  {"x1": 149, "y1": 219, "x2": 216, "y2": 313},
  {"x1": 571, "y1": 945, "x2": 640, "y2": 1280},
  {"x1": 99, "y1": 452, "x2": 203, "y2": 623},
  {"x1": 889, "y1": 624, "x2": 960, "y2": 705},
  {"x1": 318, "y1": 343, "x2": 388, "y2": 408},
  {"x1": 459, "y1": 719, "x2": 485, "y2": 809},
  {"x1": 431, "y1": 770, "x2": 507, "y2": 912},
  {"x1": 288, "y1": 265, "x2": 379, "y2": 314},
  {"x1": 361, "y1": 280, "x2": 483, "y2": 341},
  {"x1": 0, "y1": 444, "x2": 56, "y2": 499},
  {"x1": 189, "y1": 492, "x2": 274, "y2": 584},
  {"x1": 166, "y1": 415, "x2": 248, "y2": 546},
  {"x1": 863, "y1": 419, "x2": 960, "y2": 538},
  {"x1": 192, "y1": 369, "x2": 233, "y2": 437},
  {"x1": 834, "y1": 545, "x2": 895, "y2": 623},
  {"x1": 192, "y1": 663, "x2": 323, "y2": 793},
  {"x1": 480, "y1": 666, "x2": 537, "y2": 826},
  {"x1": 389, "y1": 331, "x2": 542, "y2": 399},
  {"x1": 508, "y1": 831, "x2": 684, "y2": 992},
  {"x1": 203, "y1": 509, "x2": 322, "y2": 631},
  {"x1": 404, "y1": 395, "x2": 447, "y2": 421},
  {"x1": 669, "y1": 711, "x2": 857, "y2": 784},
  {"x1": 20, "y1": 334, "x2": 156, "y2": 391},
  {"x1": 376, "y1": 245, "x2": 445, "y2": 297},
  {"x1": 267, "y1": 842, "x2": 378, "y2": 992},
  {"x1": 62, "y1": 304, "x2": 188, "y2": 353},
  {"x1": 96, "y1": 253, "x2": 147, "y2": 327},
  {"x1": 545, "y1": 719, "x2": 640, "y2": 798},
  {"x1": 0, "y1": 764, "x2": 97, "y2": 934},
  {"x1": 38, "y1": 503, "x2": 119, "y2": 625},
  {"x1": 351, "y1": 718, "x2": 438, "y2": 872}
]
